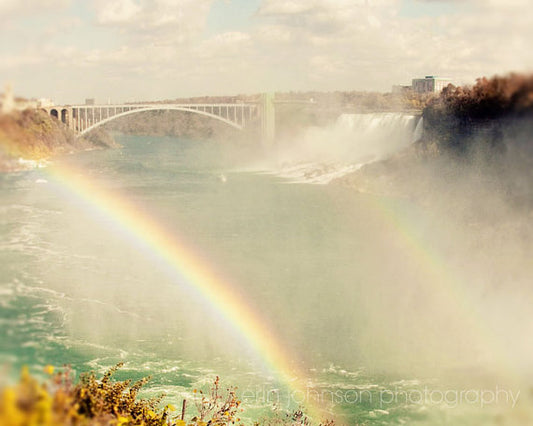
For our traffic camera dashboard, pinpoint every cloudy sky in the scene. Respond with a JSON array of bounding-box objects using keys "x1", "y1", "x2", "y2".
[{"x1": 1, "y1": 0, "x2": 532, "y2": 104}]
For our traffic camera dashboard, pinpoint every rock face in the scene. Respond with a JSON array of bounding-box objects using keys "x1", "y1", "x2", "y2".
[
  {"x1": 335, "y1": 74, "x2": 533, "y2": 208},
  {"x1": 0, "y1": 109, "x2": 119, "y2": 172},
  {"x1": 420, "y1": 74, "x2": 533, "y2": 157}
]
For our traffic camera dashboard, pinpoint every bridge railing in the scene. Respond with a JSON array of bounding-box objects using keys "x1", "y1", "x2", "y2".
[{"x1": 44, "y1": 103, "x2": 260, "y2": 134}]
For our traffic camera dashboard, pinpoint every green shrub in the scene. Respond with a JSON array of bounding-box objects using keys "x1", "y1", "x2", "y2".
[{"x1": 0, "y1": 364, "x2": 333, "y2": 426}]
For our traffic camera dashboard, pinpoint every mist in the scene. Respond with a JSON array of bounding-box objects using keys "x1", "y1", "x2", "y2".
[
  {"x1": 21, "y1": 95, "x2": 533, "y2": 387},
  {"x1": 2, "y1": 96, "x2": 533, "y2": 426},
  {"x1": 304, "y1": 107, "x2": 533, "y2": 386},
  {"x1": 3, "y1": 0, "x2": 533, "y2": 423},
  {"x1": 257, "y1": 113, "x2": 418, "y2": 184},
  {"x1": 166, "y1": 85, "x2": 531, "y2": 394}
]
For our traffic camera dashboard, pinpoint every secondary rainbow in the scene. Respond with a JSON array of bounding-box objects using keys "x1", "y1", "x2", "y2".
[
  {"x1": 44, "y1": 158, "x2": 516, "y2": 420},
  {"x1": 369, "y1": 195, "x2": 517, "y2": 379}
]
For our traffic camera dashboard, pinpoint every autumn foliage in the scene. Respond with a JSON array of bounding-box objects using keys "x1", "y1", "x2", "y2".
[
  {"x1": 0, "y1": 364, "x2": 243, "y2": 426},
  {"x1": 432, "y1": 73, "x2": 533, "y2": 120},
  {"x1": 0, "y1": 109, "x2": 117, "y2": 172},
  {"x1": 0, "y1": 364, "x2": 328, "y2": 426},
  {"x1": 422, "y1": 73, "x2": 533, "y2": 154}
]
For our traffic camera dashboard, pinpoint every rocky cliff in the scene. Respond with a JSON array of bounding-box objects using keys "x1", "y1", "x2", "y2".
[
  {"x1": 0, "y1": 109, "x2": 118, "y2": 172},
  {"x1": 335, "y1": 74, "x2": 533, "y2": 209}
]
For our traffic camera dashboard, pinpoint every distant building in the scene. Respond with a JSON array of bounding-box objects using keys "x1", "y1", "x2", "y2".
[
  {"x1": 14, "y1": 99, "x2": 37, "y2": 109},
  {"x1": 1, "y1": 83, "x2": 15, "y2": 114},
  {"x1": 85, "y1": 98, "x2": 96, "y2": 105},
  {"x1": 37, "y1": 98, "x2": 54, "y2": 108},
  {"x1": 392, "y1": 85, "x2": 412, "y2": 94},
  {"x1": 0, "y1": 83, "x2": 55, "y2": 112},
  {"x1": 411, "y1": 76, "x2": 452, "y2": 94}
]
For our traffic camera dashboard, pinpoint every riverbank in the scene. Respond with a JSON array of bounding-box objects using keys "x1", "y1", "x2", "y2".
[
  {"x1": 0, "y1": 109, "x2": 119, "y2": 172},
  {"x1": 0, "y1": 364, "x2": 330, "y2": 426}
]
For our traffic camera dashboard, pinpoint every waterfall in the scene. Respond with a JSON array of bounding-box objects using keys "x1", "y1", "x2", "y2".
[
  {"x1": 413, "y1": 116, "x2": 424, "y2": 142},
  {"x1": 275, "y1": 112, "x2": 419, "y2": 184}
]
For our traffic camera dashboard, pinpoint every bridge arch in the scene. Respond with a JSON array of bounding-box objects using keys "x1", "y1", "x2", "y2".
[
  {"x1": 50, "y1": 109, "x2": 58, "y2": 119},
  {"x1": 78, "y1": 106, "x2": 243, "y2": 137}
]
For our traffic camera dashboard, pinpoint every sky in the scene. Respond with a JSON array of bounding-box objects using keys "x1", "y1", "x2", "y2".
[{"x1": 0, "y1": 0, "x2": 532, "y2": 104}]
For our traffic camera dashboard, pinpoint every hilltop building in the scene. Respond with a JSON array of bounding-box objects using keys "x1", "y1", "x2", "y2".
[
  {"x1": 0, "y1": 83, "x2": 55, "y2": 112},
  {"x1": 392, "y1": 76, "x2": 453, "y2": 94},
  {"x1": 36, "y1": 98, "x2": 54, "y2": 108},
  {"x1": 392, "y1": 85, "x2": 412, "y2": 94},
  {"x1": 412, "y1": 76, "x2": 452, "y2": 93},
  {"x1": 0, "y1": 83, "x2": 15, "y2": 114}
]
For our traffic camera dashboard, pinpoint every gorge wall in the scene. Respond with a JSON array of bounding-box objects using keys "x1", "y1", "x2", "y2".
[{"x1": 0, "y1": 109, "x2": 118, "y2": 172}]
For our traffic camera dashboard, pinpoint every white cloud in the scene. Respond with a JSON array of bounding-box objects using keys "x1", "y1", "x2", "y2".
[
  {"x1": 93, "y1": 0, "x2": 212, "y2": 35},
  {"x1": 94, "y1": 0, "x2": 141, "y2": 25},
  {"x1": 484, "y1": 0, "x2": 529, "y2": 7},
  {"x1": 249, "y1": 0, "x2": 533, "y2": 90},
  {"x1": 0, "y1": 0, "x2": 69, "y2": 17},
  {"x1": 2, "y1": 0, "x2": 533, "y2": 102},
  {"x1": 0, "y1": 43, "x2": 79, "y2": 71},
  {"x1": 44, "y1": 16, "x2": 83, "y2": 37},
  {"x1": 210, "y1": 31, "x2": 251, "y2": 46},
  {"x1": 257, "y1": 1, "x2": 315, "y2": 15},
  {"x1": 258, "y1": 0, "x2": 393, "y2": 16}
]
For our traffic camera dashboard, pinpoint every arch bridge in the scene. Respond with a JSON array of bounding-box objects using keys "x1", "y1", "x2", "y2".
[{"x1": 44, "y1": 95, "x2": 276, "y2": 145}]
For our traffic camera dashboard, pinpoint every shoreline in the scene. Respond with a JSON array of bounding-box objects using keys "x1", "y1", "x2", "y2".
[{"x1": 0, "y1": 109, "x2": 119, "y2": 174}]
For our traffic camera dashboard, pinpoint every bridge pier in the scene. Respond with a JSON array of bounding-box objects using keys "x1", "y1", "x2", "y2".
[{"x1": 260, "y1": 93, "x2": 275, "y2": 147}]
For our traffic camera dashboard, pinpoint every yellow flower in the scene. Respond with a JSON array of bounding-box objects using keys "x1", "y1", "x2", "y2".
[
  {"x1": 21, "y1": 365, "x2": 30, "y2": 382},
  {"x1": 116, "y1": 415, "x2": 130, "y2": 425},
  {"x1": 44, "y1": 365, "x2": 55, "y2": 375}
]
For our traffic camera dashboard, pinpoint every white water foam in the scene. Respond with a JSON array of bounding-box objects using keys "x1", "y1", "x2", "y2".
[{"x1": 274, "y1": 113, "x2": 420, "y2": 184}]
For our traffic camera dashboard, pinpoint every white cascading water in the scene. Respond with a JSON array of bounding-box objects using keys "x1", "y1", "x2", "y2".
[
  {"x1": 413, "y1": 116, "x2": 424, "y2": 142},
  {"x1": 275, "y1": 112, "x2": 421, "y2": 184}
]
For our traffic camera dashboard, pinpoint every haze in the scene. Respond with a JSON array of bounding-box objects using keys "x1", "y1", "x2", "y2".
[{"x1": 1, "y1": 0, "x2": 532, "y2": 104}]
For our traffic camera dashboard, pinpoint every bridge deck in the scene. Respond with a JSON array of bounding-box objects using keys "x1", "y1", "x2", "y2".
[{"x1": 45, "y1": 103, "x2": 261, "y2": 136}]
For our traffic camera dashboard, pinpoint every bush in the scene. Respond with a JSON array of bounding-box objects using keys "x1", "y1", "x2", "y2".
[
  {"x1": 0, "y1": 364, "x2": 333, "y2": 426},
  {"x1": 421, "y1": 73, "x2": 533, "y2": 155},
  {"x1": 0, "y1": 364, "x2": 238, "y2": 426}
]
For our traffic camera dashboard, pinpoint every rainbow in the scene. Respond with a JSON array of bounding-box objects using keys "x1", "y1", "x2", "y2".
[
  {"x1": 45, "y1": 163, "x2": 326, "y2": 421},
  {"x1": 43, "y1": 158, "x2": 517, "y2": 422},
  {"x1": 370, "y1": 195, "x2": 516, "y2": 379}
]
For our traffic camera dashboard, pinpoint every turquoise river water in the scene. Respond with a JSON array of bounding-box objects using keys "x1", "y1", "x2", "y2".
[{"x1": 0, "y1": 131, "x2": 529, "y2": 425}]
